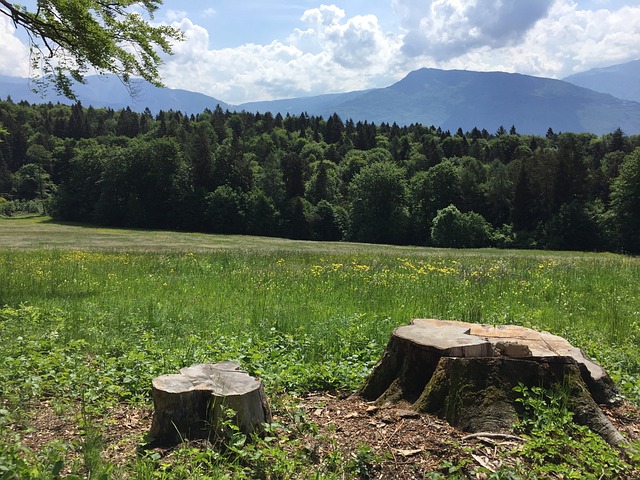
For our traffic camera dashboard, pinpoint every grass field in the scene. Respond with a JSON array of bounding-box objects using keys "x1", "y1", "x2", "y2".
[{"x1": 1, "y1": 217, "x2": 640, "y2": 478}]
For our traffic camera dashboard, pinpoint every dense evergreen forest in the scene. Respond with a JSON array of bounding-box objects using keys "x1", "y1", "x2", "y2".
[{"x1": 1, "y1": 98, "x2": 640, "y2": 253}]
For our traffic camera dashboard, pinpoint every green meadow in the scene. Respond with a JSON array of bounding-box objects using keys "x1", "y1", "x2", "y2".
[{"x1": 1, "y1": 217, "x2": 640, "y2": 478}]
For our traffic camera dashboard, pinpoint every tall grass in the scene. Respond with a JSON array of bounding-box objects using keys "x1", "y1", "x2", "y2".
[
  {"x1": 1, "y1": 218, "x2": 640, "y2": 397},
  {"x1": 1, "y1": 246, "x2": 639, "y2": 356},
  {"x1": 2, "y1": 220, "x2": 640, "y2": 478}
]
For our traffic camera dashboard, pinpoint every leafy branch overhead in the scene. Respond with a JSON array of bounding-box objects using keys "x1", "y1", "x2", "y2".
[{"x1": 0, "y1": 0, "x2": 183, "y2": 98}]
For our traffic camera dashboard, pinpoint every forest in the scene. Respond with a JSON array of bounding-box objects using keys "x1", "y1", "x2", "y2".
[{"x1": 1, "y1": 98, "x2": 640, "y2": 253}]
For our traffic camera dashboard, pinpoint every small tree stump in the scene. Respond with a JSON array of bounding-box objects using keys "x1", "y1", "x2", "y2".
[
  {"x1": 150, "y1": 361, "x2": 272, "y2": 445},
  {"x1": 360, "y1": 319, "x2": 624, "y2": 445}
]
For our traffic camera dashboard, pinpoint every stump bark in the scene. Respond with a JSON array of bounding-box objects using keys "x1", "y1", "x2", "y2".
[
  {"x1": 360, "y1": 319, "x2": 624, "y2": 446},
  {"x1": 150, "y1": 361, "x2": 272, "y2": 445}
]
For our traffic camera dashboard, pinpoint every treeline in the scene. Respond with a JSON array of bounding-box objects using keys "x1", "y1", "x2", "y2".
[{"x1": 1, "y1": 98, "x2": 640, "y2": 252}]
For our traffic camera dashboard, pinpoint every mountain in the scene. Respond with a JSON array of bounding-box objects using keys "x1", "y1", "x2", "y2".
[
  {"x1": 2, "y1": 68, "x2": 640, "y2": 135},
  {"x1": 563, "y1": 60, "x2": 640, "y2": 103},
  {"x1": 266, "y1": 68, "x2": 639, "y2": 136},
  {"x1": 239, "y1": 90, "x2": 370, "y2": 117},
  {"x1": 0, "y1": 74, "x2": 230, "y2": 113}
]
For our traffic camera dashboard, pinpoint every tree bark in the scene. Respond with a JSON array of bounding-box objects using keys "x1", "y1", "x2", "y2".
[
  {"x1": 150, "y1": 361, "x2": 272, "y2": 445},
  {"x1": 360, "y1": 319, "x2": 624, "y2": 446}
]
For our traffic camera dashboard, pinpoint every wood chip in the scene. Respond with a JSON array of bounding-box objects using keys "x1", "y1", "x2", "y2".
[
  {"x1": 393, "y1": 409, "x2": 420, "y2": 419},
  {"x1": 462, "y1": 432, "x2": 525, "y2": 442},
  {"x1": 395, "y1": 448, "x2": 423, "y2": 457},
  {"x1": 471, "y1": 453, "x2": 496, "y2": 473}
]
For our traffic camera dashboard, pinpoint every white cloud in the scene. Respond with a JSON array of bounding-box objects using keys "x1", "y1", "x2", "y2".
[
  {"x1": 393, "y1": 0, "x2": 554, "y2": 59},
  {"x1": 164, "y1": 10, "x2": 188, "y2": 22},
  {"x1": 459, "y1": 0, "x2": 640, "y2": 78},
  {"x1": 297, "y1": 5, "x2": 401, "y2": 69},
  {"x1": 160, "y1": 11, "x2": 405, "y2": 104},
  {"x1": 0, "y1": 17, "x2": 30, "y2": 77},
  {"x1": 540, "y1": 2, "x2": 640, "y2": 76},
  {"x1": 301, "y1": 4, "x2": 345, "y2": 26},
  {"x1": 387, "y1": 0, "x2": 640, "y2": 79},
  {"x1": 3, "y1": 0, "x2": 638, "y2": 105},
  {"x1": 157, "y1": 1, "x2": 640, "y2": 104}
]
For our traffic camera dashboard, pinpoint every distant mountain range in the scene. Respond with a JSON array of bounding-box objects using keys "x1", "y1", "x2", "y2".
[
  {"x1": 244, "y1": 68, "x2": 640, "y2": 135},
  {"x1": 0, "y1": 74, "x2": 231, "y2": 113},
  {"x1": 563, "y1": 59, "x2": 640, "y2": 103},
  {"x1": 1, "y1": 61, "x2": 640, "y2": 135}
]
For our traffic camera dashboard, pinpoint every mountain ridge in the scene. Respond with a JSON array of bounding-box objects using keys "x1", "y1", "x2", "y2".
[
  {"x1": 1, "y1": 65, "x2": 639, "y2": 135},
  {"x1": 0, "y1": 74, "x2": 231, "y2": 113},
  {"x1": 563, "y1": 59, "x2": 640, "y2": 103}
]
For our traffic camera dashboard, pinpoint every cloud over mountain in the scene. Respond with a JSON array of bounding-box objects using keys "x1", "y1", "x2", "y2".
[
  {"x1": 160, "y1": 7, "x2": 404, "y2": 104},
  {"x1": 297, "y1": 5, "x2": 399, "y2": 69},
  {"x1": 154, "y1": 0, "x2": 640, "y2": 104},
  {"x1": 1, "y1": 1, "x2": 640, "y2": 105},
  {"x1": 395, "y1": 0, "x2": 554, "y2": 59}
]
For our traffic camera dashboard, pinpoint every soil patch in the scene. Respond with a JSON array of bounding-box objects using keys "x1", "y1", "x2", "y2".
[{"x1": 12, "y1": 394, "x2": 640, "y2": 478}]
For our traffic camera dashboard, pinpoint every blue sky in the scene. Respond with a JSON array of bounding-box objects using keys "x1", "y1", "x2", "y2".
[
  {"x1": 160, "y1": 1, "x2": 399, "y2": 49},
  {"x1": 1, "y1": 0, "x2": 639, "y2": 104}
]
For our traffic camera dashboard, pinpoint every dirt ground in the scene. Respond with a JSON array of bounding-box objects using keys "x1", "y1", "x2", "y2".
[{"x1": 14, "y1": 393, "x2": 640, "y2": 479}]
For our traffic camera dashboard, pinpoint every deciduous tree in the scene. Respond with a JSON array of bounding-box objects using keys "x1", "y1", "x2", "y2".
[
  {"x1": 0, "y1": 0, "x2": 182, "y2": 98},
  {"x1": 349, "y1": 161, "x2": 408, "y2": 244},
  {"x1": 610, "y1": 148, "x2": 640, "y2": 252},
  {"x1": 430, "y1": 204, "x2": 493, "y2": 248}
]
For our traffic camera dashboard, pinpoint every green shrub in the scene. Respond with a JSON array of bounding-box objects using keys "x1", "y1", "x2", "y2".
[
  {"x1": 431, "y1": 204, "x2": 493, "y2": 248},
  {"x1": 513, "y1": 383, "x2": 630, "y2": 479}
]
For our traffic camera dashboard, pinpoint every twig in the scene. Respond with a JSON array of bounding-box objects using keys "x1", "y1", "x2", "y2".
[
  {"x1": 462, "y1": 432, "x2": 525, "y2": 442},
  {"x1": 375, "y1": 420, "x2": 403, "y2": 468}
]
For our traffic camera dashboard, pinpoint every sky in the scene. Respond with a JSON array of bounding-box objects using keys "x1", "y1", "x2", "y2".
[{"x1": 1, "y1": 0, "x2": 639, "y2": 105}]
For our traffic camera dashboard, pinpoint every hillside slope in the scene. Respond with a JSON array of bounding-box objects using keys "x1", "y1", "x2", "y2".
[
  {"x1": 318, "y1": 69, "x2": 640, "y2": 135},
  {"x1": 0, "y1": 74, "x2": 230, "y2": 114},
  {"x1": 2, "y1": 68, "x2": 640, "y2": 135},
  {"x1": 564, "y1": 60, "x2": 640, "y2": 103}
]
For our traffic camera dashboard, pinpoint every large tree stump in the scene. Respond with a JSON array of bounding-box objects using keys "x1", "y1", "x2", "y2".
[
  {"x1": 150, "y1": 361, "x2": 272, "y2": 445},
  {"x1": 360, "y1": 319, "x2": 624, "y2": 446}
]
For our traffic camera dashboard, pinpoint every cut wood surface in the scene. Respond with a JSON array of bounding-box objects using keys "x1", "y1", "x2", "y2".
[
  {"x1": 403, "y1": 318, "x2": 609, "y2": 378},
  {"x1": 361, "y1": 319, "x2": 624, "y2": 445},
  {"x1": 150, "y1": 361, "x2": 272, "y2": 445}
]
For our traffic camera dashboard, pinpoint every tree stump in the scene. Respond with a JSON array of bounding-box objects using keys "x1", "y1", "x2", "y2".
[
  {"x1": 360, "y1": 319, "x2": 624, "y2": 446},
  {"x1": 150, "y1": 361, "x2": 272, "y2": 445}
]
